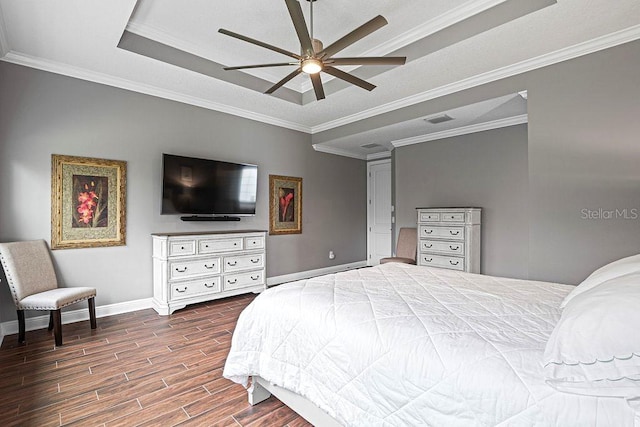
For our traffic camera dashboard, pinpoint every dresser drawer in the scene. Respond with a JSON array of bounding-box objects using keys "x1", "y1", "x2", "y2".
[
  {"x1": 169, "y1": 240, "x2": 196, "y2": 257},
  {"x1": 245, "y1": 236, "x2": 265, "y2": 250},
  {"x1": 223, "y1": 270, "x2": 264, "y2": 291},
  {"x1": 169, "y1": 258, "x2": 220, "y2": 280},
  {"x1": 419, "y1": 225, "x2": 464, "y2": 240},
  {"x1": 199, "y1": 238, "x2": 243, "y2": 254},
  {"x1": 419, "y1": 254, "x2": 465, "y2": 271},
  {"x1": 420, "y1": 240, "x2": 464, "y2": 255},
  {"x1": 441, "y1": 212, "x2": 465, "y2": 222},
  {"x1": 418, "y1": 212, "x2": 440, "y2": 222},
  {"x1": 171, "y1": 277, "x2": 221, "y2": 299},
  {"x1": 224, "y1": 253, "x2": 264, "y2": 272}
]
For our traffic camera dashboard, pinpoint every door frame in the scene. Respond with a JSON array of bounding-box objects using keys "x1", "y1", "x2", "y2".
[{"x1": 366, "y1": 158, "x2": 392, "y2": 266}]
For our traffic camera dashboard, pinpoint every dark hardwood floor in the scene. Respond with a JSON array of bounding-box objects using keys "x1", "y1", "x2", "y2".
[{"x1": 0, "y1": 294, "x2": 312, "y2": 427}]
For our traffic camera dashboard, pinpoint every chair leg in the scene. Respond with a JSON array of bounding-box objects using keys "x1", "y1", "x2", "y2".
[
  {"x1": 88, "y1": 297, "x2": 97, "y2": 330},
  {"x1": 52, "y1": 309, "x2": 62, "y2": 346},
  {"x1": 17, "y1": 310, "x2": 25, "y2": 343},
  {"x1": 48, "y1": 311, "x2": 54, "y2": 331}
]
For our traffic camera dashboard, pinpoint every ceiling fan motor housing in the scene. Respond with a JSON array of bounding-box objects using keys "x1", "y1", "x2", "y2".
[{"x1": 310, "y1": 39, "x2": 324, "y2": 56}]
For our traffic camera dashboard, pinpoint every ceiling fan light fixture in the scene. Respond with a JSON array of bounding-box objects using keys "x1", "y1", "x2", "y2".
[{"x1": 301, "y1": 58, "x2": 323, "y2": 74}]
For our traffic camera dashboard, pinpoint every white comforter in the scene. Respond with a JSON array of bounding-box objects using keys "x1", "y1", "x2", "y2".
[{"x1": 223, "y1": 263, "x2": 636, "y2": 426}]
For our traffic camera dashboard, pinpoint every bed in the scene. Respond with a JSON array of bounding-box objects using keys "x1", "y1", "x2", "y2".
[{"x1": 223, "y1": 262, "x2": 639, "y2": 426}]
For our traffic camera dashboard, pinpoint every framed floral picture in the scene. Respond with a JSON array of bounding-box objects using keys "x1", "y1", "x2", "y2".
[
  {"x1": 51, "y1": 155, "x2": 127, "y2": 249},
  {"x1": 269, "y1": 175, "x2": 302, "y2": 235}
]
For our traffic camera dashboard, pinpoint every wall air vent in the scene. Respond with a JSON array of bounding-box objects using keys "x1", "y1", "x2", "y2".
[{"x1": 425, "y1": 114, "x2": 454, "y2": 124}]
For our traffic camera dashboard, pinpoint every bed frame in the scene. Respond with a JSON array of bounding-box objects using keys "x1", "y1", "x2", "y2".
[{"x1": 248, "y1": 376, "x2": 342, "y2": 427}]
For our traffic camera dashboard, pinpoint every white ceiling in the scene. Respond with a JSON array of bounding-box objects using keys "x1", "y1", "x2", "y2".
[{"x1": 0, "y1": 0, "x2": 639, "y2": 159}]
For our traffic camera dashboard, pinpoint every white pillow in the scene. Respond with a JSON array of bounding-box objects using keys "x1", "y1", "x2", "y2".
[
  {"x1": 544, "y1": 272, "x2": 640, "y2": 398},
  {"x1": 561, "y1": 253, "x2": 640, "y2": 308}
]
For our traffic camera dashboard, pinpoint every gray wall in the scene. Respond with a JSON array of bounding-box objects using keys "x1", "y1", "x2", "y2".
[
  {"x1": 0, "y1": 62, "x2": 367, "y2": 321},
  {"x1": 395, "y1": 40, "x2": 640, "y2": 285},
  {"x1": 395, "y1": 125, "x2": 530, "y2": 279},
  {"x1": 527, "y1": 40, "x2": 640, "y2": 284}
]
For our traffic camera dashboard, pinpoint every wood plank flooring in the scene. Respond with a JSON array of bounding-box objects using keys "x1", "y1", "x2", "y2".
[{"x1": 0, "y1": 294, "x2": 312, "y2": 427}]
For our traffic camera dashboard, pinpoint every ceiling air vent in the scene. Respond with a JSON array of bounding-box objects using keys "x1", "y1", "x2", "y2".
[
  {"x1": 425, "y1": 114, "x2": 454, "y2": 124},
  {"x1": 361, "y1": 143, "x2": 382, "y2": 150}
]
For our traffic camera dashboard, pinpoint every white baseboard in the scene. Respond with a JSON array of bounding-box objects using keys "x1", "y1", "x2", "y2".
[
  {"x1": 0, "y1": 262, "x2": 367, "y2": 345},
  {"x1": 266, "y1": 261, "x2": 367, "y2": 287},
  {"x1": 0, "y1": 298, "x2": 153, "y2": 344}
]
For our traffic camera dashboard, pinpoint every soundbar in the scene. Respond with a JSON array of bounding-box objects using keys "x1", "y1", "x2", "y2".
[{"x1": 180, "y1": 216, "x2": 241, "y2": 222}]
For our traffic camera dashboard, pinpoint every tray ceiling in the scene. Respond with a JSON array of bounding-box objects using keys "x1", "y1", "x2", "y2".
[{"x1": 0, "y1": 0, "x2": 639, "y2": 158}]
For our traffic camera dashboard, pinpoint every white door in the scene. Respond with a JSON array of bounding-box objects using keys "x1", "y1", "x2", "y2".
[{"x1": 367, "y1": 159, "x2": 392, "y2": 265}]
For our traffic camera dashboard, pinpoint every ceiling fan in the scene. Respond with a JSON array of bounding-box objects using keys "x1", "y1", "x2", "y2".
[{"x1": 218, "y1": 0, "x2": 406, "y2": 101}]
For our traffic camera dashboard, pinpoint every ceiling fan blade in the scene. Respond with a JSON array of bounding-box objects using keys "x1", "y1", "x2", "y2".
[
  {"x1": 284, "y1": 0, "x2": 314, "y2": 57},
  {"x1": 320, "y1": 15, "x2": 387, "y2": 58},
  {"x1": 265, "y1": 68, "x2": 302, "y2": 94},
  {"x1": 224, "y1": 62, "x2": 298, "y2": 71},
  {"x1": 219, "y1": 29, "x2": 301, "y2": 60},
  {"x1": 323, "y1": 66, "x2": 376, "y2": 91},
  {"x1": 310, "y1": 73, "x2": 325, "y2": 100},
  {"x1": 328, "y1": 56, "x2": 406, "y2": 66}
]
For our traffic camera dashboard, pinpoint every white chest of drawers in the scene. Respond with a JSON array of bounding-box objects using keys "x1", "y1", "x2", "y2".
[
  {"x1": 416, "y1": 208, "x2": 481, "y2": 273},
  {"x1": 152, "y1": 230, "x2": 267, "y2": 315}
]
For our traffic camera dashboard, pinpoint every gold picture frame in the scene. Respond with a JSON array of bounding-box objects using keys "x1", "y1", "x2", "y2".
[
  {"x1": 51, "y1": 155, "x2": 127, "y2": 249},
  {"x1": 269, "y1": 175, "x2": 302, "y2": 235}
]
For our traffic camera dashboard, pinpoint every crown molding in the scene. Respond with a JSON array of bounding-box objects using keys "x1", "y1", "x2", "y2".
[
  {"x1": 3, "y1": 23, "x2": 638, "y2": 138},
  {"x1": 313, "y1": 144, "x2": 367, "y2": 160},
  {"x1": 0, "y1": 51, "x2": 312, "y2": 133},
  {"x1": 311, "y1": 24, "x2": 640, "y2": 134},
  {"x1": 367, "y1": 0, "x2": 510, "y2": 56},
  {"x1": 366, "y1": 151, "x2": 392, "y2": 161},
  {"x1": 391, "y1": 114, "x2": 528, "y2": 147},
  {"x1": 312, "y1": 143, "x2": 391, "y2": 160},
  {"x1": 0, "y1": 4, "x2": 10, "y2": 58}
]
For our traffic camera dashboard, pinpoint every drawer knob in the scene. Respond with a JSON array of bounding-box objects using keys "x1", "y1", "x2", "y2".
[
  {"x1": 450, "y1": 245, "x2": 459, "y2": 250},
  {"x1": 252, "y1": 241, "x2": 256, "y2": 244},
  {"x1": 425, "y1": 258, "x2": 433, "y2": 262},
  {"x1": 228, "y1": 261, "x2": 238, "y2": 266},
  {"x1": 251, "y1": 275, "x2": 259, "y2": 280},
  {"x1": 175, "y1": 287, "x2": 187, "y2": 293},
  {"x1": 450, "y1": 231, "x2": 460, "y2": 236},
  {"x1": 204, "y1": 283, "x2": 215, "y2": 288},
  {"x1": 425, "y1": 244, "x2": 433, "y2": 248},
  {"x1": 175, "y1": 267, "x2": 188, "y2": 273},
  {"x1": 449, "y1": 260, "x2": 459, "y2": 266},
  {"x1": 250, "y1": 259, "x2": 260, "y2": 263},
  {"x1": 180, "y1": 246, "x2": 185, "y2": 250},
  {"x1": 234, "y1": 243, "x2": 238, "y2": 246},
  {"x1": 424, "y1": 230, "x2": 433, "y2": 234},
  {"x1": 205, "y1": 245, "x2": 209, "y2": 248},
  {"x1": 228, "y1": 279, "x2": 238, "y2": 284},
  {"x1": 204, "y1": 264, "x2": 216, "y2": 269}
]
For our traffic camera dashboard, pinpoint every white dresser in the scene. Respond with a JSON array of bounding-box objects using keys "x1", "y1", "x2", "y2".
[
  {"x1": 152, "y1": 230, "x2": 267, "y2": 315},
  {"x1": 416, "y1": 208, "x2": 481, "y2": 273}
]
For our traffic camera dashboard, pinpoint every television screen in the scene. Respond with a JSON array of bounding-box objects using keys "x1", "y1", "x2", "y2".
[{"x1": 161, "y1": 154, "x2": 257, "y2": 215}]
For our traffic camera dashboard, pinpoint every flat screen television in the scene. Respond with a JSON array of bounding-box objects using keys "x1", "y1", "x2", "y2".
[{"x1": 161, "y1": 154, "x2": 257, "y2": 216}]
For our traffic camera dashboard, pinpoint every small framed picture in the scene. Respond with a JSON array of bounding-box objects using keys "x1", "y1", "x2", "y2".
[
  {"x1": 269, "y1": 175, "x2": 302, "y2": 235},
  {"x1": 51, "y1": 155, "x2": 127, "y2": 249}
]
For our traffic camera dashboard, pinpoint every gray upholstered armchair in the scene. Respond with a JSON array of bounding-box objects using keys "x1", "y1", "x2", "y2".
[
  {"x1": 0, "y1": 240, "x2": 97, "y2": 346},
  {"x1": 380, "y1": 227, "x2": 417, "y2": 265}
]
